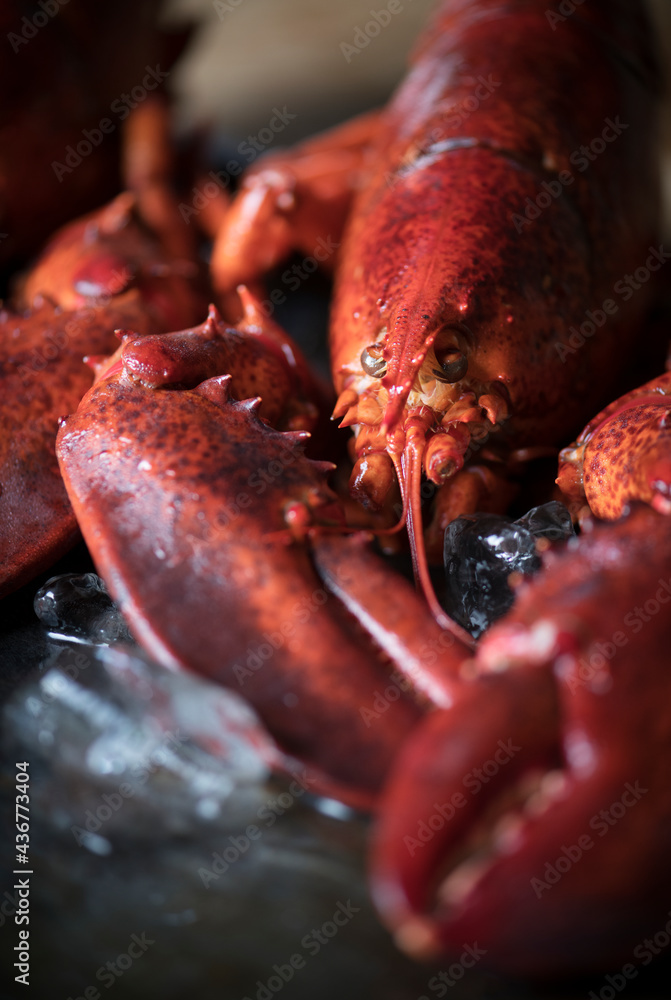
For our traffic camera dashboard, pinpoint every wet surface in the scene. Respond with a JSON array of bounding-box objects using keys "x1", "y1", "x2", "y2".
[{"x1": 0, "y1": 623, "x2": 455, "y2": 1000}]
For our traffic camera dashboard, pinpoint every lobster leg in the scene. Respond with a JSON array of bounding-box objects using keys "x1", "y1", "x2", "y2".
[
  {"x1": 121, "y1": 95, "x2": 200, "y2": 263},
  {"x1": 312, "y1": 531, "x2": 473, "y2": 706},
  {"x1": 210, "y1": 110, "x2": 380, "y2": 299}
]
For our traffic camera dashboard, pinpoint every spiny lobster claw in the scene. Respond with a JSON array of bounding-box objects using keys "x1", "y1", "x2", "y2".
[{"x1": 372, "y1": 505, "x2": 671, "y2": 976}]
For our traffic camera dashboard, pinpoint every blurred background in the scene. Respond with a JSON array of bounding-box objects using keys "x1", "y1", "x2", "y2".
[{"x1": 164, "y1": 0, "x2": 436, "y2": 137}]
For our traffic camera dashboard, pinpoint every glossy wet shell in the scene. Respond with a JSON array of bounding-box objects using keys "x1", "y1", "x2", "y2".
[
  {"x1": 582, "y1": 398, "x2": 671, "y2": 517},
  {"x1": 57, "y1": 373, "x2": 422, "y2": 805},
  {"x1": 557, "y1": 371, "x2": 671, "y2": 518},
  {"x1": 0, "y1": 299, "x2": 153, "y2": 597}
]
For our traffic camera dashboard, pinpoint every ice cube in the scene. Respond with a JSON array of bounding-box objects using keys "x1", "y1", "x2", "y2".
[
  {"x1": 443, "y1": 502, "x2": 575, "y2": 637},
  {"x1": 516, "y1": 499, "x2": 575, "y2": 542},
  {"x1": 33, "y1": 572, "x2": 134, "y2": 644}
]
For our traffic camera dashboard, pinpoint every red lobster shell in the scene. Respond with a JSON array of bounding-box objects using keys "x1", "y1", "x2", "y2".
[{"x1": 10, "y1": 0, "x2": 670, "y2": 983}]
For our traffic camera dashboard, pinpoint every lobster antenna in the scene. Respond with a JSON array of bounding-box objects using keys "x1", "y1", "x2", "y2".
[
  {"x1": 374, "y1": 478, "x2": 412, "y2": 537},
  {"x1": 391, "y1": 443, "x2": 475, "y2": 648}
]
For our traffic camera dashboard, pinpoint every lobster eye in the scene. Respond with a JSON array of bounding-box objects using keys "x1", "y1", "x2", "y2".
[
  {"x1": 361, "y1": 344, "x2": 387, "y2": 378},
  {"x1": 433, "y1": 348, "x2": 468, "y2": 383}
]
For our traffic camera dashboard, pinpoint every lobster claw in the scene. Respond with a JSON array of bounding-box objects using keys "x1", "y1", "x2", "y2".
[
  {"x1": 0, "y1": 189, "x2": 206, "y2": 598},
  {"x1": 371, "y1": 667, "x2": 560, "y2": 963},
  {"x1": 56, "y1": 308, "x2": 434, "y2": 809},
  {"x1": 557, "y1": 371, "x2": 671, "y2": 519},
  {"x1": 372, "y1": 505, "x2": 671, "y2": 976}
]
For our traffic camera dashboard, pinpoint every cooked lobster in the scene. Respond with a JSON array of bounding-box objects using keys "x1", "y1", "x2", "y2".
[
  {"x1": 372, "y1": 503, "x2": 671, "y2": 976},
  {"x1": 5, "y1": 0, "x2": 671, "y2": 982}
]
